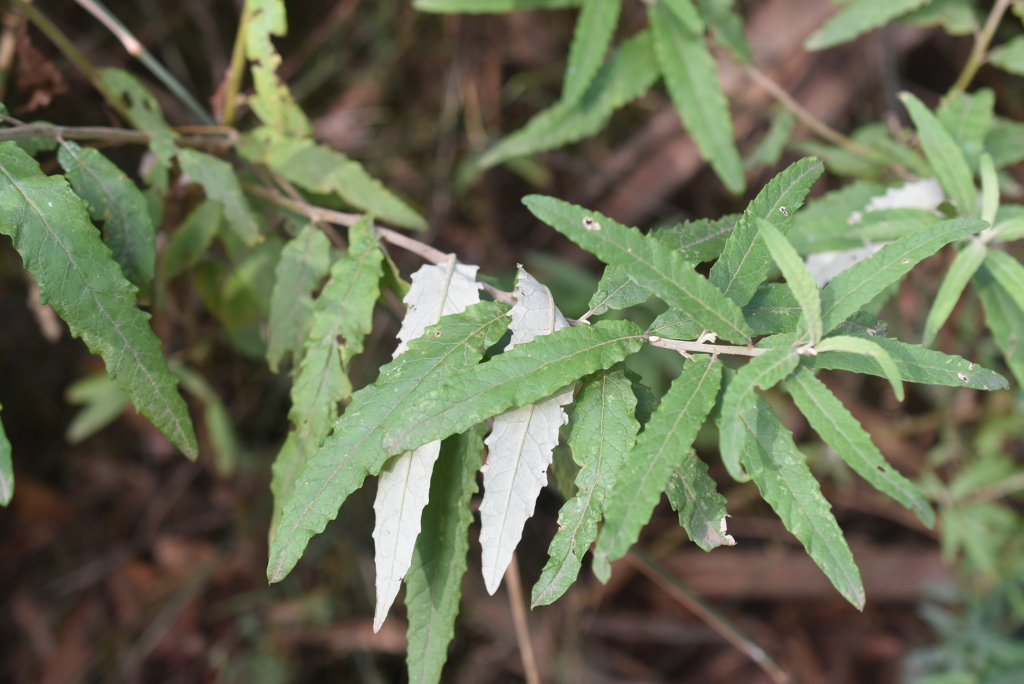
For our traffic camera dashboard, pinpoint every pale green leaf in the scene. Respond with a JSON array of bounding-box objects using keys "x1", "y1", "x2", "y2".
[
  {"x1": 649, "y1": 2, "x2": 745, "y2": 193},
  {"x1": 981, "y1": 247, "x2": 1024, "y2": 315},
  {"x1": 709, "y1": 157, "x2": 824, "y2": 306},
  {"x1": 65, "y1": 371, "x2": 129, "y2": 444},
  {"x1": 900, "y1": 91, "x2": 978, "y2": 218},
  {"x1": 757, "y1": 218, "x2": 822, "y2": 344},
  {"x1": 805, "y1": 0, "x2": 931, "y2": 51},
  {"x1": 652, "y1": 213, "x2": 739, "y2": 262},
  {"x1": 698, "y1": 0, "x2": 752, "y2": 64},
  {"x1": 0, "y1": 141, "x2": 197, "y2": 459},
  {"x1": 973, "y1": 262, "x2": 1024, "y2": 385},
  {"x1": 744, "y1": 107, "x2": 796, "y2": 170},
  {"x1": 172, "y1": 363, "x2": 239, "y2": 476},
  {"x1": 532, "y1": 365, "x2": 639, "y2": 606},
  {"x1": 985, "y1": 116, "x2": 1024, "y2": 169},
  {"x1": 268, "y1": 302, "x2": 510, "y2": 582},
  {"x1": 665, "y1": 449, "x2": 734, "y2": 552},
  {"x1": 161, "y1": 200, "x2": 223, "y2": 281},
  {"x1": 178, "y1": 148, "x2": 262, "y2": 246},
  {"x1": 900, "y1": 0, "x2": 978, "y2": 35},
  {"x1": 739, "y1": 395, "x2": 865, "y2": 608},
  {"x1": 524, "y1": 195, "x2": 752, "y2": 343},
  {"x1": 980, "y1": 153, "x2": 998, "y2": 226},
  {"x1": 936, "y1": 88, "x2": 994, "y2": 171},
  {"x1": 922, "y1": 239, "x2": 987, "y2": 346},
  {"x1": 244, "y1": 0, "x2": 312, "y2": 137},
  {"x1": 563, "y1": 0, "x2": 622, "y2": 104},
  {"x1": 414, "y1": 0, "x2": 581, "y2": 11},
  {"x1": 587, "y1": 265, "x2": 650, "y2": 315},
  {"x1": 266, "y1": 224, "x2": 331, "y2": 372},
  {"x1": 404, "y1": 424, "x2": 486, "y2": 684},
  {"x1": 663, "y1": 0, "x2": 705, "y2": 33},
  {"x1": 719, "y1": 341, "x2": 799, "y2": 481},
  {"x1": 815, "y1": 334, "x2": 904, "y2": 401},
  {"x1": 58, "y1": 142, "x2": 156, "y2": 291},
  {"x1": 0, "y1": 403, "x2": 11, "y2": 506},
  {"x1": 592, "y1": 356, "x2": 722, "y2": 580},
  {"x1": 788, "y1": 180, "x2": 887, "y2": 252},
  {"x1": 988, "y1": 35, "x2": 1024, "y2": 77},
  {"x1": 853, "y1": 123, "x2": 935, "y2": 178},
  {"x1": 819, "y1": 217, "x2": 986, "y2": 332},
  {"x1": 786, "y1": 367, "x2": 933, "y2": 526},
  {"x1": 98, "y1": 67, "x2": 176, "y2": 165},
  {"x1": 479, "y1": 31, "x2": 659, "y2": 169},
  {"x1": 789, "y1": 208, "x2": 942, "y2": 254}
]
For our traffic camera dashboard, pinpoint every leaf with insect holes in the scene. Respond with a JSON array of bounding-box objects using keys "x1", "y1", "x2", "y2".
[
  {"x1": 562, "y1": 0, "x2": 622, "y2": 104},
  {"x1": 414, "y1": 0, "x2": 581, "y2": 10},
  {"x1": 375, "y1": 260, "x2": 483, "y2": 629},
  {"x1": 665, "y1": 449, "x2": 734, "y2": 552},
  {"x1": 98, "y1": 67, "x2": 176, "y2": 167},
  {"x1": 804, "y1": 0, "x2": 931, "y2": 51},
  {"x1": 757, "y1": 218, "x2": 821, "y2": 344},
  {"x1": 592, "y1": 356, "x2": 722, "y2": 581},
  {"x1": 480, "y1": 267, "x2": 572, "y2": 595},
  {"x1": 244, "y1": 0, "x2": 311, "y2": 137},
  {"x1": 178, "y1": 148, "x2": 261, "y2": 246},
  {"x1": 0, "y1": 404, "x2": 10, "y2": 506},
  {"x1": 922, "y1": 240, "x2": 987, "y2": 347},
  {"x1": 0, "y1": 142, "x2": 197, "y2": 459},
  {"x1": 266, "y1": 225, "x2": 331, "y2": 372}
]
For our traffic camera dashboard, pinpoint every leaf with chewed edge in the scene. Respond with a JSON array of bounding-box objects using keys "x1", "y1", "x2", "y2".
[{"x1": 665, "y1": 449, "x2": 735, "y2": 551}]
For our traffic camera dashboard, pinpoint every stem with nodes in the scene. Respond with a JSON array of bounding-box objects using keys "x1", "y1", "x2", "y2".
[{"x1": 951, "y1": 0, "x2": 1013, "y2": 92}]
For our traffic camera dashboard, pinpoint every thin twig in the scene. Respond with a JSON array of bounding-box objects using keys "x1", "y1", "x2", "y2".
[
  {"x1": 0, "y1": 121, "x2": 237, "y2": 148},
  {"x1": 0, "y1": 2, "x2": 26, "y2": 101},
  {"x1": 627, "y1": 549, "x2": 793, "y2": 684},
  {"x1": 646, "y1": 335, "x2": 765, "y2": 357},
  {"x1": 505, "y1": 553, "x2": 541, "y2": 684},
  {"x1": 951, "y1": 0, "x2": 1013, "y2": 92},
  {"x1": 221, "y1": 3, "x2": 251, "y2": 127}
]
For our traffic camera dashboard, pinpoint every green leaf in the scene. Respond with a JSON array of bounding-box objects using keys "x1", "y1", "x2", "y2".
[
  {"x1": 592, "y1": 356, "x2": 722, "y2": 580},
  {"x1": 936, "y1": 88, "x2": 994, "y2": 171},
  {"x1": 384, "y1": 320, "x2": 644, "y2": 454},
  {"x1": 663, "y1": 0, "x2": 705, "y2": 33},
  {"x1": 525, "y1": 195, "x2": 752, "y2": 343},
  {"x1": 532, "y1": 365, "x2": 639, "y2": 606},
  {"x1": 922, "y1": 239, "x2": 987, "y2": 346},
  {"x1": 815, "y1": 334, "x2": 904, "y2": 401},
  {"x1": 788, "y1": 180, "x2": 886, "y2": 251},
  {"x1": 790, "y1": 208, "x2": 942, "y2": 255},
  {"x1": 57, "y1": 142, "x2": 156, "y2": 291},
  {"x1": 649, "y1": 2, "x2": 745, "y2": 194},
  {"x1": 0, "y1": 141, "x2": 197, "y2": 459},
  {"x1": 413, "y1": 0, "x2": 581, "y2": 11},
  {"x1": 268, "y1": 302, "x2": 510, "y2": 582},
  {"x1": 404, "y1": 424, "x2": 486, "y2": 684},
  {"x1": 266, "y1": 225, "x2": 332, "y2": 372},
  {"x1": 652, "y1": 213, "x2": 739, "y2": 262},
  {"x1": 744, "y1": 107, "x2": 796, "y2": 169},
  {"x1": 587, "y1": 265, "x2": 650, "y2": 315},
  {"x1": 804, "y1": 0, "x2": 930, "y2": 51},
  {"x1": 98, "y1": 67, "x2": 176, "y2": 165},
  {"x1": 981, "y1": 248, "x2": 1024, "y2": 315},
  {"x1": 988, "y1": 35, "x2": 1024, "y2": 77},
  {"x1": 269, "y1": 220, "x2": 383, "y2": 539},
  {"x1": 698, "y1": 0, "x2": 752, "y2": 64},
  {"x1": 979, "y1": 153, "x2": 998, "y2": 226},
  {"x1": 161, "y1": 200, "x2": 223, "y2": 282},
  {"x1": 172, "y1": 363, "x2": 240, "y2": 476},
  {"x1": 263, "y1": 136, "x2": 427, "y2": 231},
  {"x1": 719, "y1": 341, "x2": 799, "y2": 481},
  {"x1": 900, "y1": 0, "x2": 979, "y2": 35},
  {"x1": 757, "y1": 218, "x2": 822, "y2": 344},
  {"x1": 805, "y1": 334, "x2": 1008, "y2": 391},
  {"x1": 177, "y1": 148, "x2": 262, "y2": 246},
  {"x1": 739, "y1": 395, "x2": 865, "y2": 609},
  {"x1": 665, "y1": 449, "x2": 734, "y2": 551},
  {"x1": 709, "y1": 157, "x2": 824, "y2": 307},
  {"x1": 243, "y1": 0, "x2": 312, "y2": 137},
  {"x1": 0, "y1": 403, "x2": 11, "y2": 506},
  {"x1": 985, "y1": 116, "x2": 1024, "y2": 169},
  {"x1": 65, "y1": 371, "x2": 129, "y2": 444},
  {"x1": 479, "y1": 31, "x2": 659, "y2": 169},
  {"x1": 563, "y1": 0, "x2": 622, "y2": 104},
  {"x1": 819, "y1": 217, "x2": 986, "y2": 332},
  {"x1": 742, "y1": 283, "x2": 800, "y2": 335},
  {"x1": 786, "y1": 367, "x2": 933, "y2": 526},
  {"x1": 900, "y1": 91, "x2": 978, "y2": 218}
]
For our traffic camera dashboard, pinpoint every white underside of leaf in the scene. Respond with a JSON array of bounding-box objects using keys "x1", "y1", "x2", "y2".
[
  {"x1": 372, "y1": 441, "x2": 442, "y2": 632},
  {"x1": 479, "y1": 266, "x2": 572, "y2": 594},
  {"x1": 394, "y1": 260, "x2": 482, "y2": 356},
  {"x1": 864, "y1": 178, "x2": 944, "y2": 212},
  {"x1": 806, "y1": 244, "x2": 887, "y2": 288}
]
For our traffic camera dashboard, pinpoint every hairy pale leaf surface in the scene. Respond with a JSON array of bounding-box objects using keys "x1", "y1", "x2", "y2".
[
  {"x1": 0, "y1": 142, "x2": 197, "y2": 459},
  {"x1": 587, "y1": 265, "x2": 650, "y2": 315},
  {"x1": 974, "y1": 260, "x2": 1024, "y2": 386},
  {"x1": 922, "y1": 240, "x2": 987, "y2": 346},
  {"x1": 900, "y1": 92, "x2": 978, "y2": 219},
  {"x1": 819, "y1": 218, "x2": 986, "y2": 332},
  {"x1": 58, "y1": 142, "x2": 156, "y2": 290},
  {"x1": 740, "y1": 395, "x2": 865, "y2": 608},
  {"x1": 178, "y1": 148, "x2": 261, "y2": 246},
  {"x1": 757, "y1": 218, "x2": 822, "y2": 344},
  {"x1": 268, "y1": 302, "x2": 511, "y2": 582},
  {"x1": 244, "y1": 0, "x2": 311, "y2": 137},
  {"x1": 649, "y1": 2, "x2": 744, "y2": 194},
  {"x1": 592, "y1": 356, "x2": 722, "y2": 580},
  {"x1": 414, "y1": 0, "x2": 580, "y2": 10},
  {"x1": 480, "y1": 31, "x2": 659, "y2": 168},
  {"x1": 815, "y1": 335, "x2": 904, "y2": 401},
  {"x1": 266, "y1": 225, "x2": 331, "y2": 372},
  {"x1": 404, "y1": 424, "x2": 486, "y2": 684},
  {"x1": 563, "y1": 0, "x2": 622, "y2": 103},
  {"x1": 786, "y1": 368, "x2": 933, "y2": 525},
  {"x1": 532, "y1": 365, "x2": 639, "y2": 606},
  {"x1": 0, "y1": 403, "x2": 11, "y2": 506},
  {"x1": 525, "y1": 196, "x2": 751, "y2": 343},
  {"x1": 709, "y1": 157, "x2": 823, "y2": 307},
  {"x1": 162, "y1": 200, "x2": 223, "y2": 281},
  {"x1": 269, "y1": 220, "x2": 383, "y2": 538},
  {"x1": 804, "y1": 0, "x2": 930, "y2": 51},
  {"x1": 665, "y1": 449, "x2": 734, "y2": 551},
  {"x1": 720, "y1": 341, "x2": 799, "y2": 481},
  {"x1": 375, "y1": 260, "x2": 483, "y2": 628}
]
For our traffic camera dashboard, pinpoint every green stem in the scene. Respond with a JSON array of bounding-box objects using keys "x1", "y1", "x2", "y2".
[
  {"x1": 221, "y1": 3, "x2": 252, "y2": 127},
  {"x1": 951, "y1": 0, "x2": 1013, "y2": 92}
]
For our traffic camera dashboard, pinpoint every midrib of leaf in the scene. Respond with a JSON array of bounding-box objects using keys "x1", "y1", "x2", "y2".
[{"x1": 590, "y1": 277, "x2": 635, "y2": 314}]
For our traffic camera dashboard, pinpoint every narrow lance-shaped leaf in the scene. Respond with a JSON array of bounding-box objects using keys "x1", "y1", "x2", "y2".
[
  {"x1": 804, "y1": 0, "x2": 931, "y2": 51},
  {"x1": 936, "y1": 88, "x2": 995, "y2": 171},
  {"x1": 592, "y1": 356, "x2": 723, "y2": 581},
  {"x1": 268, "y1": 302, "x2": 510, "y2": 582},
  {"x1": 665, "y1": 449, "x2": 735, "y2": 551},
  {"x1": 900, "y1": 91, "x2": 978, "y2": 219},
  {"x1": 988, "y1": 35, "x2": 1024, "y2": 77},
  {"x1": 980, "y1": 152, "x2": 999, "y2": 226},
  {"x1": 740, "y1": 394, "x2": 865, "y2": 608},
  {"x1": 720, "y1": 340, "x2": 799, "y2": 482},
  {"x1": 587, "y1": 265, "x2": 650, "y2": 316},
  {"x1": 161, "y1": 199, "x2": 223, "y2": 282},
  {"x1": 57, "y1": 141, "x2": 156, "y2": 291},
  {"x1": 698, "y1": 0, "x2": 752, "y2": 64},
  {"x1": 757, "y1": 218, "x2": 822, "y2": 344},
  {"x1": 981, "y1": 248, "x2": 1024, "y2": 315},
  {"x1": 649, "y1": 1, "x2": 744, "y2": 194},
  {"x1": 375, "y1": 260, "x2": 482, "y2": 629},
  {"x1": 266, "y1": 224, "x2": 331, "y2": 372},
  {"x1": 663, "y1": 0, "x2": 705, "y2": 33},
  {"x1": 709, "y1": 157, "x2": 823, "y2": 307},
  {"x1": 178, "y1": 148, "x2": 262, "y2": 246},
  {"x1": 785, "y1": 367, "x2": 933, "y2": 526},
  {"x1": 98, "y1": 67, "x2": 176, "y2": 168},
  {"x1": 819, "y1": 218, "x2": 986, "y2": 332},
  {"x1": 414, "y1": 0, "x2": 581, "y2": 10},
  {"x1": 404, "y1": 424, "x2": 486, "y2": 684},
  {"x1": 974, "y1": 260, "x2": 1024, "y2": 387},
  {"x1": 922, "y1": 239, "x2": 987, "y2": 346},
  {"x1": 0, "y1": 142, "x2": 197, "y2": 459},
  {"x1": 0, "y1": 403, "x2": 12, "y2": 506},
  {"x1": 532, "y1": 364, "x2": 639, "y2": 606},
  {"x1": 172, "y1": 363, "x2": 240, "y2": 476},
  {"x1": 524, "y1": 196, "x2": 751, "y2": 343},
  {"x1": 562, "y1": 0, "x2": 622, "y2": 104},
  {"x1": 480, "y1": 267, "x2": 573, "y2": 594},
  {"x1": 815, "y1": 335, "x2": 904, "y2": 401}
]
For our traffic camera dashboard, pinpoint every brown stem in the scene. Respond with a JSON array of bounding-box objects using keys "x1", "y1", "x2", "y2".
[
  {"x1": 505, "y1": 553, "x2": 541, "y2": 684},
  {"x1": 0, "y1": 121, "x2": 236, "y2": 148},
  {"x1": 951, "y1": 0, "x2": 1013, "y2": 92}
]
